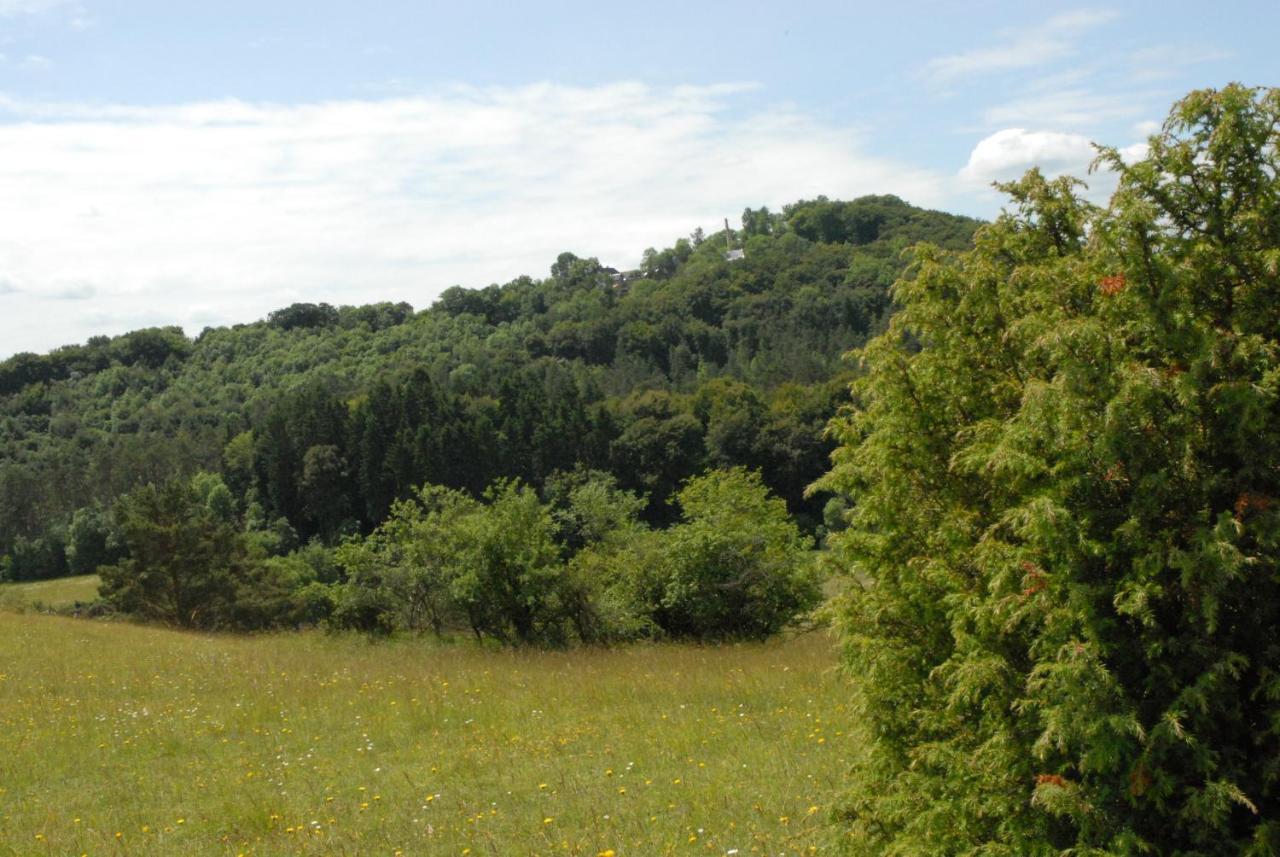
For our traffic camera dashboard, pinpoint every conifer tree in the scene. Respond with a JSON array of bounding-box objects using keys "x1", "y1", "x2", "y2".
[{"x1": 821, "y1": 85, "x2": 1280, "y2": 854}]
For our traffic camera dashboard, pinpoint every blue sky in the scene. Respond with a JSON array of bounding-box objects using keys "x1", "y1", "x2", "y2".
[{"x1": 0, "y1": 0, "x2": 1274, "y2": 355}]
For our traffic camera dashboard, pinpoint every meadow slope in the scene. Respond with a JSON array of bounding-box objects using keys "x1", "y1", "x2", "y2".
[{"x1": 0, "y1": 615, "x2": 848, "y2": 856}]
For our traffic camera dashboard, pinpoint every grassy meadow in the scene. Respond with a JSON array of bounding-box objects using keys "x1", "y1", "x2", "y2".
[
  {"x1": 0, "y1": 574, "x2": 101, "y2": 611},
  {"x1": 0, "y1": 610, "x2": 849, "y2": 856}
]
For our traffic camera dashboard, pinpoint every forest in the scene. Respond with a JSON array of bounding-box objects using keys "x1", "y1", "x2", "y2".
[{"x1": 0, "y1": 194, "x2": 979, "y2": 639}]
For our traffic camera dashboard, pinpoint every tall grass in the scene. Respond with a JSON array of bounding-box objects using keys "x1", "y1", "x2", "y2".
[{"x1": 0, "y1": 615, "x2": 848, "y2": 856}]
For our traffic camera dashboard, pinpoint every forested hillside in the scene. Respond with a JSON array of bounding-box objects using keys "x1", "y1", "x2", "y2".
[{"x1": 0, "y1": 195, "x2": 978, "y2": 586}]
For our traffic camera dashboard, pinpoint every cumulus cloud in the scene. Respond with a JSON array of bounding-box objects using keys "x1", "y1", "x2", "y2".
[
  {"x1": 921, "y1": 9, "x2": 1119, "y2": 83},
  {"x1": 960, "y1": 128, "x2": 1098, "y2": 185},
  {"x1": 0, "y1": 83, "x2": 948, "y2": 355},
  {"x1": 959, "y1": 127, "x2": 1150, "y2": 208}
]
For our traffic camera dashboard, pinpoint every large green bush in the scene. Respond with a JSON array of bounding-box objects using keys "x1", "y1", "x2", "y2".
[
  {"x1": 335, "y1": 481, "x2": 576, "y2": 645},
  {"x1": 618, "y1": 468, "x2": 820, "y2": 639},
  {"x1": 821, "y1": 85, "x2": 1280, "y2": 854},
  {"x1": 333, "y1": 485, "x2": 479, "y2": 636}
]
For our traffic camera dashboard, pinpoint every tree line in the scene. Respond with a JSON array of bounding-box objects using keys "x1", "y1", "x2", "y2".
[
  {"x1": 0, "y1": 195, "x2": 979, "y2": 594},
  {"x1": 0, "y1": 193, "x2": 972, "y2": 636}
]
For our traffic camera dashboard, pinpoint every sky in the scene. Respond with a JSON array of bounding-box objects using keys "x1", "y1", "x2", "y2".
[{"x1": 0, "y1": 1, "x2": 1274, "y2": 356}]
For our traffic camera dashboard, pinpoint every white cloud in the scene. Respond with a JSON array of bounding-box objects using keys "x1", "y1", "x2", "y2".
[
  {"x1": 959, "y1": 127, "x2": 1151, "y2": 210},
  {"x1": 1117, "y1": 141, "x2": 1149, "y2": 164},
  {"x1": 960, "y1": 128, "x2": 1098, "y2": 185},
  {"x1": 921, "y1": 9, "x2": 1119, "y2": 83},
  {"x1": 0, "y1": 83, "x2": 949, "y2": 355}
]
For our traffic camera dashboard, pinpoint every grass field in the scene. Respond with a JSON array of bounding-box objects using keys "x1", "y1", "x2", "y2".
[
  {"x1": 0, "y1": 574, "x2": 101, "y2": 611},
  {"x1": 0, "y1": 613, "x2": 849, "y2": 856}
]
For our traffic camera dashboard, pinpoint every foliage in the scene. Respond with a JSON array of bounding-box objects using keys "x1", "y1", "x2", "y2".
[
  {"x1": 821, "y1": 85, "x2": 1280, "y2": 854},
  {"x1": 333, "y1": 485, "x2": 479, "y2": 635},
  {"x1": 100, "y1": 473, "x2": 298, "y2": 630},
  {"x1": 445, "y1": 480, "x2": 570, "y2": 645},
  {"x1": 65, "y1": 504, "x2": 125, "y2": 575},
  {"x1": 332, "y1": 468, "x2": 817, "y2": 645},
  {"x1": 0, "y1": 529, "x2": 68, "y2": 582},
  {"x1": 639, "y1": 468, "x2": 819, "y2": 639},
  {"x1": 0, "y1": 195, "x2": 979, "y2": 578},
  {"x1": 335, "y1": 480, "x2": 580, "y2": 645}
]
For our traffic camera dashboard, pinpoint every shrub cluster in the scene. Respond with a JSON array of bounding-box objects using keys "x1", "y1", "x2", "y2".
[
  {"x1": 331, "y1": 468, "x2": 820, "y2": 644},
  {"x1": 97, "y1": 467, "x2": 820, "y2": 643}
]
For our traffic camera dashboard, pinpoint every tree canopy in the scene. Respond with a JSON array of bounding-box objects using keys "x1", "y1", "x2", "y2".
[{"x1": 0, "y1": 195, "x2": 979, "y2": 581}]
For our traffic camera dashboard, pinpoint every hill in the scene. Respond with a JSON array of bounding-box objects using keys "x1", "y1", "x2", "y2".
[{"x1": 0, "y1": 195, "x2": 980, "y2": 581}]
